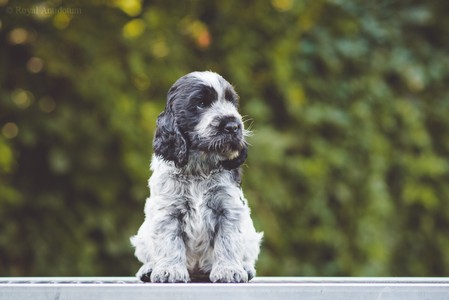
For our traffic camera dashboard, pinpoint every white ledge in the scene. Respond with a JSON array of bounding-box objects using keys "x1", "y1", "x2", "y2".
[{"x1": 1, "y1": 277, "x2": 449, "y2": 300}]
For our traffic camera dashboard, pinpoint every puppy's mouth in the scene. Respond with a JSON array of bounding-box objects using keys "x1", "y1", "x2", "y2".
[
  {"x1": 192, "y1": 132, "x2": 245, "y2": 160},
  {"x1": 207, "y1": 134, "x2": 245, "y2": 159},
  {"x1": 226, "y1": 149, "x2": 241, "y2": 160}
]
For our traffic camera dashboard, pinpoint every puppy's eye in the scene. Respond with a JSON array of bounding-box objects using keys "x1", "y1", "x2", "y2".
[{"x1": 197, "y1": 100, "x2": 210, "y2": 109}]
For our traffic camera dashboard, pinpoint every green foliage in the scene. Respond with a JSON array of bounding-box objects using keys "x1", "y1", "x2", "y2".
[{"x1": 1, "y1": 0, "x2": 449, "y2": 276}]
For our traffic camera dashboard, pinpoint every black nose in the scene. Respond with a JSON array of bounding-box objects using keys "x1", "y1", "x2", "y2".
[{"x1": 224, "y1": 120, "x2": 241, "y2": 134}]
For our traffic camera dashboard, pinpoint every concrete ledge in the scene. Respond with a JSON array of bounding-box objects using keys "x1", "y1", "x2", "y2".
[{"x1": 1, "y1": 277, "x2": 449, "y2": 300}]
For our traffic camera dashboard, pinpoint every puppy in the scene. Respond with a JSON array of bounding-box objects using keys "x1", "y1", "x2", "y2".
[{"x1": 131, "y1": 71, "x2": 262, "y2": 283}]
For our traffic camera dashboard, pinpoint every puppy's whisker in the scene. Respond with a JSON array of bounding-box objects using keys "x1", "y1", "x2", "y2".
[
  {"x1": 242, "y1": 118, "x2": 254, "y2": 133},
  {"x1": 243, "y1": 129, "x2": 253, "y2": 137}
]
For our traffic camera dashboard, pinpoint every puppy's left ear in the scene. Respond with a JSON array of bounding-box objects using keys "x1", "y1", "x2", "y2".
[{"x1": 221, "y1": 146, "x2": 248, "y2": 170}]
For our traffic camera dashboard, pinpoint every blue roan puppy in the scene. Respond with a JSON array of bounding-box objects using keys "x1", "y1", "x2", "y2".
[{"x1": 131, "y1": 71, "x2": 262, "y2": 283}]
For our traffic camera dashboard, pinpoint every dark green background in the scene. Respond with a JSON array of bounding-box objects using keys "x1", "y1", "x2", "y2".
[{"x1": 1, "y1": 0, "x2": 449, "y2": 277}]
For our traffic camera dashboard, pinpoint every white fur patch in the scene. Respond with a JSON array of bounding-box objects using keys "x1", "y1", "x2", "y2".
[{"x1": 191, "y1": 71, "x2": 224, "y2": 99}]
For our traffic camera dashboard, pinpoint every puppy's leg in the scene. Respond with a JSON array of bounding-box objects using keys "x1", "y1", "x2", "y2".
[
  {"x1": 239, "y1": 200, "x2": 263, "y2": 281},
  {"x1": 210, "y1": 221, "x2": 262, "y2": 282},
  {"x1": 241, "y1": 229, "x2": 263, "y2": 281},
  {"x1": 131, "y1": 216, "x2": 155, "y2": 282},
  {"x1": 147, "y1": 206, "x2": 190, "y2": 283},
  {"x1": 205, "y1": 188, "x2": 262, "y2": 283},
  {"x1": 132, "y1": 199, "x2": 190, "y2": 283},
  {"x1": 209, "y1": 221, "x2": 248, "y2": 283},
  {"x1": 205, "y1": 189, "x2": 248, "y2": 283}
]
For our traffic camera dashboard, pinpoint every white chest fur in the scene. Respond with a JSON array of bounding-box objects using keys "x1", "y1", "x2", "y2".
[{"x1": 145, "y1": 156, "x2": 247, "y2": 272}]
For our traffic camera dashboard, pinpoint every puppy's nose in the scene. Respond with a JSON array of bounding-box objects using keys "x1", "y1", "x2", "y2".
[{"x1": 224, "y1": 120, "x2": 241, "y2": 134}]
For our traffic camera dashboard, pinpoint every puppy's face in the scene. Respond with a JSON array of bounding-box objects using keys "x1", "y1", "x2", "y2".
[
  {"x1": 178, "y1": 72, "x2": 245, "y2": 160},
  {"x1": 154, "y1": 71, "x2": 248, "y2": 169}
]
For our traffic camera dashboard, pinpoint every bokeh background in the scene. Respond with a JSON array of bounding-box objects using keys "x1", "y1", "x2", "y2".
[{"x1": 2, "y1": 0, "x2": 449, "y2": 277}]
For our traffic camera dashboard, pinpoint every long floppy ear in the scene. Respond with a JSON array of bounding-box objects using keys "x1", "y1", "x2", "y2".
[
  {"x1": 153, "y1": 110, "x2": 189, "y2": 168},
  {"x1": 221, "y1": 146, "x2": 247, "y2": 170}
]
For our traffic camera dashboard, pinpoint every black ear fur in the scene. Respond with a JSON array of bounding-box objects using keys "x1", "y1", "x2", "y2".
[
  {"x1": 153, "y1": 111, "x2": 189, "y2": 167},
  {"x1": 220, "y1": 146, "x2": 248, "y2": 170}
]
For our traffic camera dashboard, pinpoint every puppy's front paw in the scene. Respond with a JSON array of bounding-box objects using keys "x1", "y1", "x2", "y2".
[
  {"x1": 243, "y1": 264, "x2": 256, "y2": 281},
  {"x1": 136, "y1": 263, "x2": 153, "y2": 282},
  {"x1": 210, "y1": 265, "x2": 248, "y2": 283},
  {"x1": 151, "y1": 264, "x2": 190, "y2": 283}
]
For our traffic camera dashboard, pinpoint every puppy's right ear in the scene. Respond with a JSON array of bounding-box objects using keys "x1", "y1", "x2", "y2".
[{"x1": 153, "y1": 110, "x2": 189, "y2": 168}]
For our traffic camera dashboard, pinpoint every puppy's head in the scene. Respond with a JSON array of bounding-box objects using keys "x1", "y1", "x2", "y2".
[{"x1": 153, "y1": 71, "x2": 248, "y2": 170}]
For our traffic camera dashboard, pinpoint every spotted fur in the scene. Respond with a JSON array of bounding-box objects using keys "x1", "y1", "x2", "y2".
[{"x1": 131, "y1": 71, "x2": 262, "y2": 283}]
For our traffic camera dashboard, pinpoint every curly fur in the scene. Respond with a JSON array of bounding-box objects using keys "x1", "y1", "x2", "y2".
[{"x1": 130, "y1": 71, "x2": 262, "y2": 283}]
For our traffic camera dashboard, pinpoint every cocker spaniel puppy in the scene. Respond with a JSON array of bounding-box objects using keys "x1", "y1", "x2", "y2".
[{"x1": 131, "y1": 71, "x2": 262, "y2": 283}]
